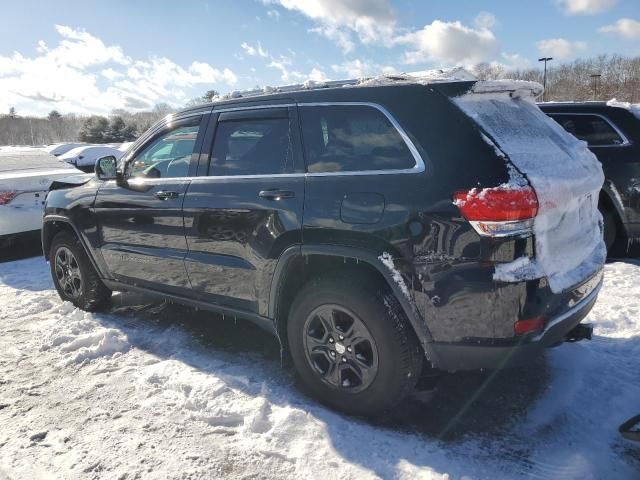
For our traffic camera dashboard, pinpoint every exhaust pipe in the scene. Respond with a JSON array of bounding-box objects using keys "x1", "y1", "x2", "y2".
[{"x1": 565, "y1": 323, "x2": 593, "y2": 342}]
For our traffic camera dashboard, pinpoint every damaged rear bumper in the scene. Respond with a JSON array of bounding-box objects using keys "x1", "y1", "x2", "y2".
[{"x1": 428, "y1": 274, "x2": 603, "y2": 371}]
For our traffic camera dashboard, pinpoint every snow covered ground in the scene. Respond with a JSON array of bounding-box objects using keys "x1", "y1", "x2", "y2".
[{"x1": 0, "y1": 253, "x2": 639, "y2": 479}]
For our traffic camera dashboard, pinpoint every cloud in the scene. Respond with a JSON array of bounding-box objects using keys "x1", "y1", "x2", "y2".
[
  {"x1": 397, "y1": 20, "x2": 499, "y2": 65},
  {"x1": 536, "y1": 38, "x2": 587, "y2": 59},
  {"x1": 241, "y1": 41, "x2": 269, "y2": 57},
  {"x1": 499, "y1": 52, "x2": 530, "y2": 70},
  {"x1": 555, "y1": 0, "x2": 617, "y2": 15},
  {"x1": 0, "y1": 25, "x2": 237, "y2": 116},
  {"x1": 331, "y1": 58, "x2": 396, "y2": 78},
  {"x1": 267, "y1": 56, "x2": 295, "y2": 81},
  {"x1": 101, "y1": 68, "x2": 124, "y2": 80},
  {"x1": 599, "y1": 18, "x2": 640, "y2": 39},
  {"x1": 264, "y1": 0, "x2": 396, "y2": 49},
  {"x1": 474, "y1": 12, "x2": 497, "y2": 29}
]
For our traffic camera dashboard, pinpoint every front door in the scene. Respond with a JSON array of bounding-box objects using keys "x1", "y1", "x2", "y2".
[
  {"x1": 183, "y1": 106, "x2": 304, "y2": 314},
  {"x1": 95, "y1": 114, "x2": 207, "y2": 292}
]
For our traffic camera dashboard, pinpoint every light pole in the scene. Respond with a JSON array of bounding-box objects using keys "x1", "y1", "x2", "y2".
[
  {"x1": 590, "y1": 74, "x2": 602, "y2": 100},
  {"x1": 538, "y1": 57, "x2": 553, "y2": 102}
]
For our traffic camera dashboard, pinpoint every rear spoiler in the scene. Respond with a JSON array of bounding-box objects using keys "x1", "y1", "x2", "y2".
[{"x1": 467, "y1": 80, "x2": 544, "y2": 98}]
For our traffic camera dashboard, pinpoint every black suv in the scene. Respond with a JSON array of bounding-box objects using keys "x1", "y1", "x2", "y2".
[
  {"x1": 539, "y1": 101, "x2": 640, "y2": 252},
  {"x1": 43, "y1": 78, "x2": 605, "y2": 415}
]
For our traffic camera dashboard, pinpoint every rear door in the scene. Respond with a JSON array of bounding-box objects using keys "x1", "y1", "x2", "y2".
[
  {"x1": 183, "y1": 105, "x2": 304, "y2": 314},
  {"x1": 95, "y1": 114, "x2": 208, "y2": 292}
]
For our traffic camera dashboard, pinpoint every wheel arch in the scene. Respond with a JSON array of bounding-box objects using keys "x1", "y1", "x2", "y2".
[
  {"x1": 42, "y1": 215, "x2": 104, "y2": 276},
  {"x1": 269, "y1": 244, "x2": 437, "y2": 364},
  {"x1": 599, "y1": 185, "x2": 628, "y2": 238}
]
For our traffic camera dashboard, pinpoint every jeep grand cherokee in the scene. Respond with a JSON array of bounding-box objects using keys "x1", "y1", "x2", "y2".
[{"x1": 42, "y1": 76, "x2": 605, "y2": 415}]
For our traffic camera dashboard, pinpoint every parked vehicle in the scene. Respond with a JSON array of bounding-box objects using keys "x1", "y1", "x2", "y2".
[
  {"x1": 42, "y1": 77, "x2": 605, "y2": 415},
  {"x1": 59, "y1": 145, "x2": 126, "y2": 173},
  {"x1": 0, "y1": 148, "x2": 83, "y2": 248},
  {"x1": 539, "y1": 101, "x2": 640, "y2": 253},
  {"x1": 42, "y1": 143, "x2": 87, "y2": 157}
]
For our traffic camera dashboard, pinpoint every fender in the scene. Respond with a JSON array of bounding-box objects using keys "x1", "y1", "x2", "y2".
[
  {"x1": 601, "y1": 181, "x2": 629, "y2": 236},
  {"x1": 268, "y1": 244, "x2": 440, "y2": 365},
  {"x1": 42, "y1": 214, "x2": 109, "y2": 279}
]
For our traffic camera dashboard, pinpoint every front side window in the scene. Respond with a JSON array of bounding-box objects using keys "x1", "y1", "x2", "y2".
[
  {"x1": 551, "y1": 114, "x2": 625, "y2": 146},
  {"x1": 208, "y1": 116, "x2": 292, "y2": 176},
  {"x1": 299, "y1": 105, "x2": 416, "y2": 173},
  {"x1": 128, "y1": 119, "x2": 201, "y2": 178}
]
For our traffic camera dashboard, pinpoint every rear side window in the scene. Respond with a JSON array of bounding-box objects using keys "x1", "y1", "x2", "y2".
[
  {"x1": 209, "y1": 117, "x2": 292, "y2": 176},
  {"x1": 299, "y1": 105, "x2": 415, "y2": 173},
  {"x1": 550, "y1": 114, "x2": 626, "y2": 146}
]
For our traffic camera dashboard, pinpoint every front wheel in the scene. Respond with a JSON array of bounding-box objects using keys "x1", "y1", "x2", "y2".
[
  {"x1": 287, "y1": 272, "x2": 423, "y2": 416},
  {"x1": 49, "y1": 231, "x2": 111, "y2": 311}
]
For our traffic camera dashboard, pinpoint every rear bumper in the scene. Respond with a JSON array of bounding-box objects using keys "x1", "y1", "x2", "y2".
[
  {"x1": 0, "y1": 204, "x2": 43, "y2": 236},
  {"x1": 429, "y1": 276, "x2": 603, "y2": 371}
]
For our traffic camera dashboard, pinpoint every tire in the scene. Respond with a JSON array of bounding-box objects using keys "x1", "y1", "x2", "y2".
[
  {"x1": 601, "y1": 207, "x2": 617, "y2": 253},
  {"x1": 49, "y1": 231, "x2": 111, "y2": 311},
  {"x1": 287, "y1": 272, "x2": 423, "y2": 416}
]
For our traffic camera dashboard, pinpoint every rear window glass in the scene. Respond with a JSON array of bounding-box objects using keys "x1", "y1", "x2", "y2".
[
  {"x1": 550, "y1": 114, "x2": 625, "y2": 146},
  {"x1": 299, "y1": 105, "x2": 415, "y2": 173},
  {"x1": 209, "y1": 117, "x2": 293, "y2": 176}
]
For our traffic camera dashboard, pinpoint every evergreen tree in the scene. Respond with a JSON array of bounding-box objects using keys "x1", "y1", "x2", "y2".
[
  {"x1": 47, "y1": 110, "x2": 62, "y2": 122},
  {"x1": 79, "y1": 115, "x2": 109, "y2": 143}
]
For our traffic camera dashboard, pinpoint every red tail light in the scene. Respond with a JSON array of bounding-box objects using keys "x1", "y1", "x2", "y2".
[
  {"x1": 0, "y1": 191, "x2": 17, "y2": 205},
  {"x1": 514, "y1": 316, "x2": 545, "y2": 335},
  {"x1": 453, "y1": 185, "x2": 538, "y2": 237}
]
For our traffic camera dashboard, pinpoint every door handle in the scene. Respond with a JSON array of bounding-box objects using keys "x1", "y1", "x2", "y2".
[
  {"x1": 155, "y1": 190, "x2": 179, "y2": 200},
  {"x1": 258, "y1": 189, "x2": 295, "y2": 200}
]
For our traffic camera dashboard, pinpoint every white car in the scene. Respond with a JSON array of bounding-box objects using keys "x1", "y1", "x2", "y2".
[
  {"x1": 42, "y1": 143, "x2": 87, "y2": 157},
  {"x1": 0, "y1": 148, "x2": 84, "y2": 247},
  {"x1": 59, "y1": 145, "x2": 125, "y2": 172}
]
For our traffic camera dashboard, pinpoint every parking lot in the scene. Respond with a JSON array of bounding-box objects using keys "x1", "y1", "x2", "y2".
[{"x1": 1, "y1": 238, "x2": 639, "y2": 479}]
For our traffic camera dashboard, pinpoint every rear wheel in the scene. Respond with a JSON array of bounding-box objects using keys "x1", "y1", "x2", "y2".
[
  {"x1": 287, "y1": 272, "x2": 422, "y2": 416},
  {"x1": 49, "y1": 231, "x2": 111, "y2": 311}
]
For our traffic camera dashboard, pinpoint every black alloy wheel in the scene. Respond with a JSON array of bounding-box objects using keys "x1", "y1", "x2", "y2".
[
  {"x1": 54, "y1": 246, "x2": 83, "y2": 299},
  {"x1": 303, "y1": 304, "x2": 379, "y2": 393}
]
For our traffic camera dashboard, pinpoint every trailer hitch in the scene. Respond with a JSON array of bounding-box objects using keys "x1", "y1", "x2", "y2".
[{"x1": 565, "y1": 323, "x2": 593, "y2": 342}]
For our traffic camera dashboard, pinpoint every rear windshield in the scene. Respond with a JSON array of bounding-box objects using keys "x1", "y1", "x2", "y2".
[
  {"x1": 0, "y1": 149, "x2": 74, "y2": 173},
  {"x1": 452, "y1": 96, "x2": 583, "y2": 180}
]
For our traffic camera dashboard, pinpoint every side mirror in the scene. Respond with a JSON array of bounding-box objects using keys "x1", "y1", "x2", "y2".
[{"x1": 95, "y1": 155, "x2": 118, "y2": 180}]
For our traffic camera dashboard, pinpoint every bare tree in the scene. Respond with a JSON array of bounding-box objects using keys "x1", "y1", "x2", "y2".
[{"x1": 473, "y1": 54, "x2": 640, "y2": 102}]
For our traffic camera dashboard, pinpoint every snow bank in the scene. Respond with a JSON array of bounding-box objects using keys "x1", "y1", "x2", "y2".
[
  {"x1": 454, "y1": 82, "x2": 606, "y2": 292},
  {"x1": 40, "y1": 306, "x2": 130, "y2": 365},
  {"x1": 1, "y1": 257, "x2": 639, "y2": 478}
]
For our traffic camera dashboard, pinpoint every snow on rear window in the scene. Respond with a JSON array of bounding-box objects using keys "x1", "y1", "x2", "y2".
[{"x1": 453, "y1": 88, "x2": 606, "y2": 293}]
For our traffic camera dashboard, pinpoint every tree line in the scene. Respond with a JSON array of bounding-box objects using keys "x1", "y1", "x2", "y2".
[
  {"x1": 1, "y1": 56, "x2": 638, "y2": 146},
  {"x1": 0, "y1": 90, "x2": 220, "y2": 146},
  {"x1": 472, "y1": 54, "x2": 640, "y2": 103}
]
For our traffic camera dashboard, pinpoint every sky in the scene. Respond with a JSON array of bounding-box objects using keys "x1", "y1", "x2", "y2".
[{"x1": 0, "y1": 0, "x2": 638, "y2": 116}]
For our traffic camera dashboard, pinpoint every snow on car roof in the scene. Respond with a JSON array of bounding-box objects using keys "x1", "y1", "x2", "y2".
[
  {"x1": 0, "y1": 147, "x2": 75, "y2": 173},
  {"x1": 211, "y1": 67, "x2": 478, "y2": 102},
  {"x1": 59, "y1": 145, "x2": 122, "y2": 160}
]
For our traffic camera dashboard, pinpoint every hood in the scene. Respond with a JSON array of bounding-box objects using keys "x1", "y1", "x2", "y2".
[{"x1": 49, "y1": 173, "x2": 95, "y2": 191}]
